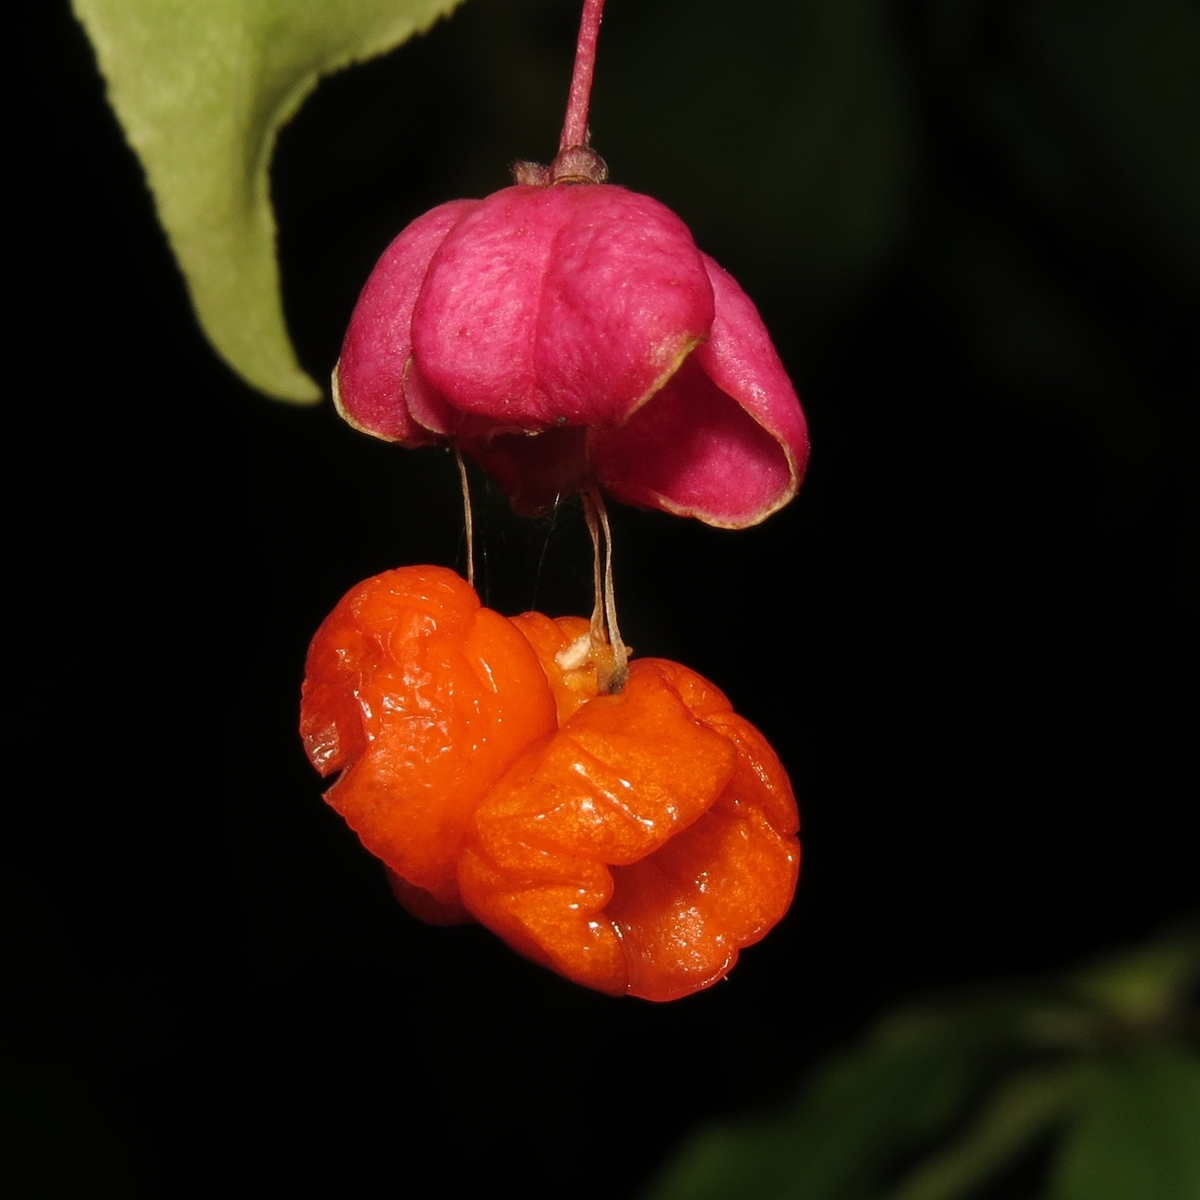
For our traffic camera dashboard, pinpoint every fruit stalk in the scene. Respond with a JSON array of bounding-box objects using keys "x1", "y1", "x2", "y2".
[{"x1": 559, "y1": 0, "x2": 606, "y2": 153}]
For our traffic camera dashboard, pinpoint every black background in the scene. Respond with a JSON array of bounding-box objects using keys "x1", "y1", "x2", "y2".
[{"x1": 10, "y1": 0, "x2": 1197, "y2": 1194}]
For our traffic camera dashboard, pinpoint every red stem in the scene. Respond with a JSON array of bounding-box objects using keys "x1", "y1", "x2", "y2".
[{"x1": 559, "y1": 0, "x2": 606, "y2": 153}]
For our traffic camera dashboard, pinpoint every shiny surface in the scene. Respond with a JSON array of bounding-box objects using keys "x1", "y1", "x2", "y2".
[
  {"x1": 300, "y1": 566, "x2": 557, "y2": 912},
  {"x1": 301, "y1": 571, "x2": 800, "y2": 999}
]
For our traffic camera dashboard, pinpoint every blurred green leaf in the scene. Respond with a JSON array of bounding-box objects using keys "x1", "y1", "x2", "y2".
[
  {"x1": 1069, "y1": 922, "x2": 1200, "y2": 1026},
  {"x1": 641, "y1": 998, "x2": 1057, "y2": 1200},
  {"x1": 920, "y1": 0, "x2": 1198, "y2": 479},
  {"x1": 602, "y1": 0, "x2": 915, "y2": 317},
  {"x1": 72, "y1": 0, "x2": 466, "y2": 402},
  {"x1": 1050, "y1": 1048, "x2": 1200, "y2": 1200},
  {"x1": 743, "y1": 0, "x2": 915, "y2": 302},
  {"x1": 1021, "y1": 0, "x2": 1200, "y2": 278},
  {"x1": 644, "y1": 921, "x2": 1200, "y2": 1200},
  {"x1": 884, "y1": 1064, "x2": 1076, "y2": 1200}
]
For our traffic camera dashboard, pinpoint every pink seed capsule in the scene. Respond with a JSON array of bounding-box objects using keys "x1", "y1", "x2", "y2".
[
  {"x1": 334, "y1": 173, "x2": 808, "y2": 529},
  {"x1": 333, "y1": 0, "x2": 807, "y2": 529}
]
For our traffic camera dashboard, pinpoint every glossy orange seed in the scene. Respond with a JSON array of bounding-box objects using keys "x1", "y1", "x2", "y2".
[
  {"x1": 300, "y1": 566, "x2": 557, "y2": 915},
  {"x1": 301, "y1": 570, "x2": 799, "y2": 999}
]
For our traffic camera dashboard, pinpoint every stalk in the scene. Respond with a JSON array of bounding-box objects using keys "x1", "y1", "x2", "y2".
[{"x1": 559, "y1": 0, "x2": 606, "y2": 152}]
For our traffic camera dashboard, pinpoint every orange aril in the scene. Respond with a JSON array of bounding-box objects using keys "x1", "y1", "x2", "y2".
[
  {"x1": 300, "y1": 566, "x2": 557, "y2": 915},
  {"x1": 301, "y1": 569, "x2": 799, "y2": 999}
]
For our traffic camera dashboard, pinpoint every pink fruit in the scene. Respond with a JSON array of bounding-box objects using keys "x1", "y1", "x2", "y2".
[{"x1": 332, "y1": 0, "x2": 808, "y2": 528}]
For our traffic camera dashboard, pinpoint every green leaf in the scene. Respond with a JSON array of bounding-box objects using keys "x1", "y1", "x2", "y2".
[
  {"x1": 640, "y1": 1000, "x2": 1055, "y2": 1200},
  {"x1": 72, "y1": 0, "x2": 467, "y2": 402},
  {"x1": 883, "y1": 1064, "x2": 1077, "y2": 1200},
  {"x1": 1068, "y1": 920, "x2": 1200, "y2": 1026},
  {"x1": 1050, "y1": 1048, "x2": 1200, "y2": 1200},
  {"x1": 643, "y1": 925, "x2": 1199, "y2": 1200}
]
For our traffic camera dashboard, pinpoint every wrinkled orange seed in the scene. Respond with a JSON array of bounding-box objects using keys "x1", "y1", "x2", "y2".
[{"x1": 301, "y1": 566, "x2": 799, "y2": 1000}]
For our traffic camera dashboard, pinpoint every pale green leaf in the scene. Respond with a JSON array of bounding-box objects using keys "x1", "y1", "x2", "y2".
[{"x1": 72, "y1": 0, "x2": 467, "y2": 402}]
